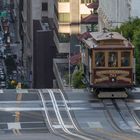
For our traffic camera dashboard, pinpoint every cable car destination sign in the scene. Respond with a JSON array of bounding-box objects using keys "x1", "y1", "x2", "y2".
[{"x1": 94, "y1": 70, "x2": 131, "y2": 83}]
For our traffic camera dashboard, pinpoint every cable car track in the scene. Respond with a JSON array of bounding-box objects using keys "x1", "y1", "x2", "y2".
[
  {"x1": 116, "y1": 99, "x2": 140, "y2": 132},
  {"x1": 53, "y1": 90, "x2": 140, "y2": 140},
  {"x1": 57, "y1": 89, "x2": 111, "y2": 140},
  {"x1": 1, "y1": 89, "x2": 140, "y2": 139},
  {"x1": 48, "y1": 89, "x2": 110, "y2": 140},
  {"x1": 38, "y1": 89, "x2": 72, "y2": 140},
  {"x1": 125, "y1": 99, "x2": 140, "y2": 128},
  {"x1": 39, "y1": 89, "x2": 102, "y2": 140},
  {"x1": 48, "y1": 89, "x2": 90, "y2": 140},
  {"x1": 102, "y1": 99, "x2": 124, "y2": 133},
  {"x1": 44, "y1": 89, "x2": 140, "y2": 140},
  {"x1": 102, "y1": 99, "x2": 140, "y2": 140}
]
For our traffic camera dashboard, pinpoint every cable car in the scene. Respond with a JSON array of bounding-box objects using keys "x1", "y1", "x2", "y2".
[{"x1": 80, "y1": 30, "x2": 135, "y2": 98}]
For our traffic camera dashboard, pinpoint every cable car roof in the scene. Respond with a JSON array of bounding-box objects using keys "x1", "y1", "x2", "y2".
[
  {"x1": 80, "y1": 31, "x2": 134, "y2": 49},
  {"x1": 90, "y1": 32, "x2": 126, "y2": 41}
]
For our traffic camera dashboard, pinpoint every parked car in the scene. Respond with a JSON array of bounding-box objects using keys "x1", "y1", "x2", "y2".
[
  {"x1": 0, "y1": 37, "x2": 3, "y2": 46},
  {"x1": 0, "y1": 74, "x2": 5, "y2": 80},
  {"x1": 12, "y1": 70, "x2": 17, "y2": 80},
  {"x1": 0, "y1": 81, "x2": 6, "y2": 88},
  {"x1": 0, "y1": 52, "x2": 3, "y2": 58}
]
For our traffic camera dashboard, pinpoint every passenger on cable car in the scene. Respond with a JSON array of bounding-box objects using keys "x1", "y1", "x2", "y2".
[
  {"x1": 121, "y1": 57, "x2": 129, "y2": 66},
  {"x1": 109, "y1": 53, "x2": 117, "y2": 67},
  {"x1": 95, "y1": 53, "x2": 105, "y2": 67}
]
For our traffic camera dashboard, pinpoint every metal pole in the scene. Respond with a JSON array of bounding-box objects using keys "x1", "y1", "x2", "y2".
[{"x1": 68, "y1": 45, "x2": 71, "y2": 88}]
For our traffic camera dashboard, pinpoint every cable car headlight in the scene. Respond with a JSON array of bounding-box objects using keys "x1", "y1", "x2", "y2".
[{"x1": 112, "y1": 78, "x2": 115, "y2": 82}]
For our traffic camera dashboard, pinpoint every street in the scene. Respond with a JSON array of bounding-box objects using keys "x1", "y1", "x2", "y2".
[{"x1": 0, "y1": 89, "x2": 139, "y2": 139}]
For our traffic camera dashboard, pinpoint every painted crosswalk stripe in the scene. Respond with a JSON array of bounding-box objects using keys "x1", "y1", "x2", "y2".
[{"x1": 0, "y1": 90, "x2": 3, "y2": 93}]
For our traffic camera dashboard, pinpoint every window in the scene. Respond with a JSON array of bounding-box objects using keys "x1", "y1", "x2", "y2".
[
  {"x1": 108, "y1": 52, "x2": 118, "y2": 67},
  {"x1": 121, "y1": 52, "x2": 130, "y2": 67},
  {"x1": 58, "y1": 0, "x2": 69, "y2": 2},
  {"x1": 42, "y1": 2, "x2": 48, "y2": 11},
  {"x1": 59, "y1": 13, "x2": 70, "y2": 23},
  {"x1": 81, "y1": 0, "x2": 95, "y2": 4},
  {"x1": 95, "y1": 52, "x2": 105, "y2": 67}
]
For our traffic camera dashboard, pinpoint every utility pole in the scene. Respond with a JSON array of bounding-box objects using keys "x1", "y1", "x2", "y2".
[{"x1": 68, "y1": 45, "x2": 71, "y2": 88}]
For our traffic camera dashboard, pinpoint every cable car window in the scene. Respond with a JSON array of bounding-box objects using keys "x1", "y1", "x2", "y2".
[
  {"x1": 108, "y1": 52, "x2": 118, "y2": 67},
  {"x1": 95, "y1": 52, "x2": 105, "y2": 67},
  {"x1": 121, "y1": 52, "x2": 130, "y2": 67}
]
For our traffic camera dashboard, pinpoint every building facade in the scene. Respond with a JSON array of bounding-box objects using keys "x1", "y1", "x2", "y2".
[
  {"x1": 58, "y1": 0, "x2": 96, "y2": 54},
  {"x1": 15, "y1": 0, "x2": 97, "y2": 88},
  {"x1": 15, "y1": 0, "x2": 58, "y2": 88},
  {"x1": 131, "y1": 0, "x2": 140, "y2": 18},
  {"x1": 98, "y1": 0, "x2": 131, "y2": 30}
]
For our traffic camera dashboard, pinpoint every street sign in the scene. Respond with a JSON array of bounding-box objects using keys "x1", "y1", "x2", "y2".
[{"x1": 0, "y1": 11, "x2": 8, "y2": 18}]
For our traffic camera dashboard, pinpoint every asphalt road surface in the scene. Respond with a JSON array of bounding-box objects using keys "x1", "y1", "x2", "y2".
[{"x1": 0, "y1": 88, "x2": 140, "y2": 140}]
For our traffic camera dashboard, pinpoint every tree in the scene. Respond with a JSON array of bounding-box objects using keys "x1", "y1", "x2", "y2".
[
  {"x1": 112, "y1": 18, "x2": 140, "y2": 84},
  {"x1": 71, "y1": 66, "x2": 86, "y2": 88},
  {"x1": 133, "y1": 30, "x2": 140, "y2": 83}
]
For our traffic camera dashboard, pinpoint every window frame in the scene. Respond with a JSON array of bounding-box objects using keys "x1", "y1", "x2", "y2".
[
  {"x1": 95, "y1": 51, "x2": 105, "y2": 67},
  {"x1": 120, "y1": 51, "x2": 131, "y2": 67},
  {"x1": 42, "y1": 2, "x2": 48, "y2": 11},
  {"x1": 81, "y1": 0, "x2": 95, "y2": 4},
  {"x1": 108, "y1": 51, "x2": 118, "y2": 67},
  {"x1": 93, "y1": 50, "x2": 132, "y2": 68},
  {"x1": 59, "y1": 13, "x2": 70, "y2": 23},
  {"x1": 58, "y1": 0, "x2": 69, "y2": 2}
]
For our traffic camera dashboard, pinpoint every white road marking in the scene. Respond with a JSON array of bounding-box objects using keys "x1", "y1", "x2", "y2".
[
  {"x1": 87, "y1": 122, "x2": 103, "y2": 128},
  {"x1": 7, "y1": 122, "x2": 21, "y2": 129},
  {"x1": 16, "y1": 89, "x2": 28, "y2": 93},
  {"x1": 0, "y1": 90, "x2": 3, "y2": 93}
]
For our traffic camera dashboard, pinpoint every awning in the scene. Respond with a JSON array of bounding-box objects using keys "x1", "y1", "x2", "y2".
[
  {"x1": 77, "y1": 32, "x2": 92, "y2": 41},
  {"x1": 70, "y1": 53, "x2": 81, "y2": 65},
  {"x1": 86, "y1": 0, "x2": 99, "y2": 9},
  {"x1": 81, "y1": 14, "x2": 98, "y2": 24}
]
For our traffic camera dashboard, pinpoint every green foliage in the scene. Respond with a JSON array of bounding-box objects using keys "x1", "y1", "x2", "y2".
[
  {"x1": 133, "y1": 30, "x2": 140, "y2": 66},
  {"x1": 136, "y1": 64, "x2": 140, "y2": 84},
  {"x1": 133, "y1": 30, "x2": 140, "y2": 46},
  {"x1": 72, "y1": 67, "x2": 85, "y2": 89},
  {"x1": 113, "y1": 18, "x2": 140, "y2": 40},
  {"x1": 133, "y1": 30, "x2": 140, "y2": 84},
  {"x1": 7, "y1": 80, "x2": 17, "y2": 89},
  {"x1": 113, "y1": 18, "x2": 140, "y2": 84}
]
